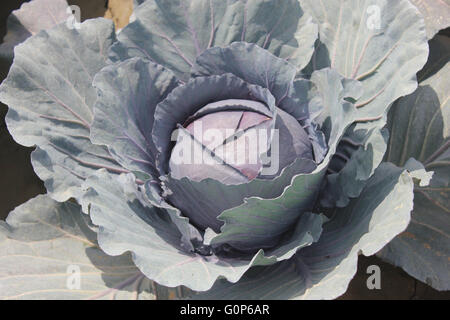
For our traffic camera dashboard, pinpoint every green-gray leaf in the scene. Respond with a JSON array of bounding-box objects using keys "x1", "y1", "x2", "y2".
[
  {"x1": 409, "y1": 0, "x2": 450, "y2": 39},
  {"x1": 302, "y1": 0, "x2": 429, "y2": 119},
  {"x1": 0, "y1": 0, "x2": 69, "y2": 62},
  {"x1": 109, "y1": 0, "x2": 318, "y2": 81},
  {"x1": 208, "y1": 68, "x2": 360, "y2": 250},
  {"x1": 194, "y1": 163, "x2": 417, "y2": 299},
  {"x1": 322, "y1": 118, "x2": 389, "y2": 207},
  {"x1": 0, "y1": 19, "x2": 128, "y2": 202},
  {"x1": 92, "y1": 57, "x2": 179, "y2": 178},
  {"x1": 82, "y1": 170, "x2": 323, "y2": 292},
  {"x1": 192, "y1": 42, "x2": 297, "y2": 104},
  {"x1": 379, "y1": 35, "x2": 449, "y2": 291},
  {"x1": 0, "y1": 195, "x2": 155, "y2": 300}
]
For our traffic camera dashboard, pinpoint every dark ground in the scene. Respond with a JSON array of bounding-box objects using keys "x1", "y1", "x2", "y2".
[{"x1": 0, "y1": 0, "x2": 448, "y2": 300}]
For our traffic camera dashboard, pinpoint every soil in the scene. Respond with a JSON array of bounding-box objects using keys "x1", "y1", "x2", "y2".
[
  {"x1": 104, "y1": 0, "x2": 133, "y2": 30},
  {"x1": 0, "y1": 0, "x2": 449, "y2": 300}
]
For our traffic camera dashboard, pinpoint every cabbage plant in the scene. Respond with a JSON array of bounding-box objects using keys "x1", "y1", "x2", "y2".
[{"x1": 0, "y1": 0, "x2": 448, "y2": 299}]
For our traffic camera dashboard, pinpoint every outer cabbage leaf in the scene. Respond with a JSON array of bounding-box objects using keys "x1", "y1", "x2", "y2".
[
  {"x1": 0, "y1": 0, "x2": 69, "y2": 62},
  {"x1": 164, "y1": 157, "x2": 317, "y2": 233},
  {"x1": 302, "y1": 0, "x2": 429, "y2": 120},
  {"x1": 80, "y1": 170, "x2": 324, "y2": 291},
  {"x1": 283, "y1": 69, "x2": 379, "y2": 209},
  {"x1": 0, "y1": 19, "x2": 128, "y2": 202},
  {"x1": 192, "y1": 42, "x2": 297, "y2": 104},
  {"x1": 321, "y1": 118, "x2": 389, "y2": 207},
  {"x1": 378, "y1": 36, "x2": 450, "y2": 290},
  {"x1": 208, "y1": 69, "x2": 362, "y2": 251},
  {"x1": 300, "y1": 0, "x2": 429, "y2": 207},
  {"x1": 109, "y1": 0, "x2": 318, "y2": 82},
  {"x1": 0, "y1": 195, "x2": 155, "y2": 300},
  {"x1": 194, "y1": 163, "x2": 421, "y2": 300},
  {"x1": 409, "y1": 0, "x2": 450, "y2": 39},
  {"x1": 92, "y1": 57, "x2": 179, "y2": 178},
  {"x1": 30, "y1": 142, "x2": 127, "y2": 202}
]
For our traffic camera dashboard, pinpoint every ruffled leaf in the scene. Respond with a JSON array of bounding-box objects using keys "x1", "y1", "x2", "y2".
[
  {"x1": 31, "y1": 141, "x2": 128, "y2": 202},
  {"x1": 165, "y1": 157, "x2": 317, "y2": 232},
  {"x1": 191, "y1": 41, "x2": 326, "y2": 165},
  {"x1": 302, "y1": 0, "x2": 429, "y2": 119},
  {"x1": 209, "y1": 171, "x2": 326, "y2": 251},
  {"x1": 80, "y1": 170, "x2": 323, "y2": 291},
  {"x1": 321, "y1": 118, "x2": 389, "y2": 207},
  {"x1": 192, "y1": 42, "x2": 297, "y2": 104},
  {"x1": 409, "y1": 0, "x2": 450, "y2": 39},
  {"x1": 379, "y1": 37, "x2": 449, "y2": 290},
  {"x1": 0, "y1": 0, "x2": 69, "y2": 62},
  {"x1": 209, "y1": 69, "x2": 360, "y2": 250},
  {"x1": 301, "y1": 0, "x2": 429, "y2": 208},
  {"x1": 194, "y1": 163, "x2": 418, "y2": 300},
  {"x1": 0, "y1": 195, "x2": 155, "y2": 300},
  {"x1": 109, "y1": 0, "x2": 318, "y2": 81},
  {"x1": 92, "y1": 57, "x2": 179, "y2": 178},
  {"x1": 0, "y1": 18, "x2": 126, "y2": 202}
]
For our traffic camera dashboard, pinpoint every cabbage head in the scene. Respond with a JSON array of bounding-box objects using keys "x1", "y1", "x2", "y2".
[{"x1": 0, "y1": 0, "x2": 448, "y2": 300}]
